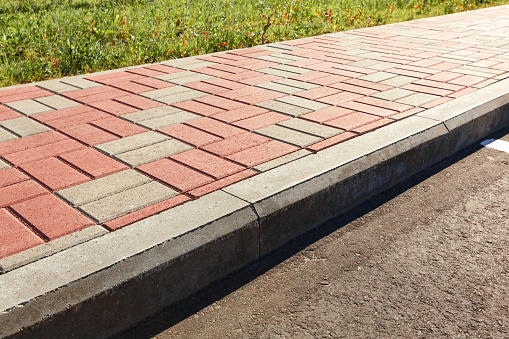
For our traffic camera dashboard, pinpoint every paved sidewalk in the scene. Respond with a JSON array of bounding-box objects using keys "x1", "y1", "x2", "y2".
[{"x1": 1, "y1": 5, "x2": 509, "y2": 337}]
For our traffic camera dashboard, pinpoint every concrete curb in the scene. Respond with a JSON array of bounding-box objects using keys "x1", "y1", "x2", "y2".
[{"x1": 1, "y1": 70, "x2": 509, "y2": 339}]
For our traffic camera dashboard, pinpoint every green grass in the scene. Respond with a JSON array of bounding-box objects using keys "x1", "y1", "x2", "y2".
[{"x1": 1, "y1": 0, "x2": 508, "y2": 87}]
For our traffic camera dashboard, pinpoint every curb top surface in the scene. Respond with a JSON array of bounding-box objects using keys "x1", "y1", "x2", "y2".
[{"x1": 2, "y1": 5, "x2": 509, "y2": 267}]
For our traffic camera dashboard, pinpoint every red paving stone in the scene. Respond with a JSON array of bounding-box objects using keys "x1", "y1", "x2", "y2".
[
  {"x1": 0, "y1": 208, "x2": 44, "y2": 260},
  {"x1": 59, "y1": 148, "x2": 128, "y2": 179},
  {"x1": 171, "y1": 149, "x2": 246, "y2": 179},
  {"x1": 158, "y1": 124, "x2": 222, "y2": 147},
  {"x1": 20, "y1": 157, "x2": 91, "y2": 191},
  {"x1": 137, "y1": 158, "x2": 214, "y2": 192},
  {"x1": 3, "y1": 7, "x2": 509, "y2": 260},
  {"x1": 11, "y1": 194, "x2": 95, "y2": 240}
]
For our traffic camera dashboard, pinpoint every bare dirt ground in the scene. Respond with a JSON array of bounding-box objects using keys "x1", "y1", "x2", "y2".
[{"x1": 118, "y1": 127, "x2": 509, "y2": 339}]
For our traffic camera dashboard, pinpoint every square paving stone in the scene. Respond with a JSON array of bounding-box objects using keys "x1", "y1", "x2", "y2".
[
  {"x1": 255, "y1": 124, "x2": 323, "y2": 147},
  {"x1": 78, "y1": 181, "x2": 178, "y2": 224},
  {"x1": 0, "y1": 117, "x2": 52, "y2": 137},
  {"x1": 5, "y1": 99, "x2": 54, "y2": 115},
  {"x1": 114, "y1": 139, "x2": 193, "y2": 167},
  {"x1": 56, "y1": 169, "x2": 151, "y2": 207},
  {"x1": 35, "y1": 95, "x2": 81, "y2": 110}
]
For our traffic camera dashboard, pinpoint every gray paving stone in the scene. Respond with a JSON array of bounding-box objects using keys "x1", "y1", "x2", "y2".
[
  {"x1": 154, "y1": 90, "x2": 208, "y2": 105},
  {"x1": 257, "y1": 67, "x2": 302, "y2": 78},
  {"x1": 261, "y1": 43, "x2": 301, "y2": 51},
  {"x1": 256, "y1": 82, "x2": 305, "y2": 94},
  {"x1": 348, "y1": 59, "x2": 381, "y2": 68},
  {"x1": 5, "y1": 99, "x2": 53, "y2": 115},
  {"x1": 0, "y1": 159, "x2": 10, "y2": 170},
  {"x1": 341, "y1": 49, "x2": 371, "y2": 56},
  {"x1": 256, "y1": 100, "x2": 312, "y2": 117},
  {"x1": 450, "y1": 65, "x2": 504, "y2": 77},
  {"x1": 156, "y1": 71, "x2": 213, "y2": 85},
  {"x1": 120, "y1": 106, "x2": 182, "y2": 122},
  {"x1": 0, "y1": 127, "x2": 18, "y2": 142},
  {"x1": 0, "y1": 117, "x2": 52, "y2": 137},
  {"x1": 255, "y1": 124, "x2": 322, "y2": 147},
  {"x1": 276, "y1": 96, "x2": 330, "y2": 111},
  {"x1": 137, "y1": 111, "x2": 199, "y2": 130},
  {"x1": 36, "y1": 80, "x2": 80, "y2": 93},
  {"x1": 278, "y1": 118, "x2": 342, "y2": 139},
  {"x1": 140, "y1": 86, "x2": 190, "y2": 99},
  {"x1": 373, "y1": 88, "x2": 415, "y2": 101},
  {"x1": 161, "y1": 58, "x2": 216, "y2": 70},
  {"x1": 271, "y1": 65, "x2": 311, "y2": 75},
  {"x1": 333, "y1": 41, "x2": 372, "y2": 48},
  {"x1": 380, "y1": 75, "x2": 418, "y2": 87},
  {"x1": 273, "y1": 79, "x2": 320, "y2": 90},
  {"x1": 396, "y1": 93, "x2": 440, "y2": 106},
  {"x1": 56, "y1": 169, "x2": 151, "y2": 207},
  {"x1": 430, "y1": 56, "x2": 471, "y2": 65},
  {"x1": 34, "y1": 95, "x2": 81, "y2": 110},
  {"x1": 114, "y1": 139, "x2": 193, "y2": 167},
  {"x1": 60, "y1": 77, "x2": 102, "y2": 89},
  {"x1": 359, "y1": 72, "x2": 397, "y2": 83},
  {"x1": 95, "y1": 131, "x2": 169, "y2": 155},
  {"x1": 253, "y1": 149, "x2": 311, "y2": 172},
  {"x1": 78, "y1": 181, "x2": 178, "y2": 224},
  {"x1": 388, "y1": 107, "x2": 425, "y2": 121},
  {"x1": 473, "y1": 79, "x2": 498, "y2": 88},
  {"x1": 257, "y1": 54, "x2": 306, "y2": 64},
  {"x1": 364, "y1": 61, "x2": 402, "y2": 71}
]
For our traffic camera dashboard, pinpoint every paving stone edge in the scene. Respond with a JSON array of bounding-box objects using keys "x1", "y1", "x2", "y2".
[{"x1": 1, "y1": 80, "x2": 509, "y2": 339}]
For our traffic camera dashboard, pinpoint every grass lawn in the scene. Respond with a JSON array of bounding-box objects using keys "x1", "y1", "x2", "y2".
[{"x1": 1, "y1": 0, "x2": 508, "y2": 87}]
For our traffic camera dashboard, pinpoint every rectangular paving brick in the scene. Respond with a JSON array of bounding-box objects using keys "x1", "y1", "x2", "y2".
[
  {"x1": 186, "y1": 117, "x2": 245, "y2": 138},
  {"x1": 256, "y1": 100, "x2": 312, "y2": 117},
  {"x1": 95, "y1": 131, "x2": 169, "y2": 156},
  {"x1": 201, "y1": 132, "x2": 271, "y2": 157},
  {"x1": 256, "y1": 82, "x2": 306, "y2": 94},
  {"x1": 158, "y1": 124, "x2": 221, "y2": 147},
  {"x1": 56, "y1": 169, "x2": 151, "y2": 207},
  {"x1": 277, "y1": 96, "x2": 330, "y2": 111},
  {"x1": 44, "y1": 110, "x2": 112, "y2": 129},
  {"x1": 0, "y1": 131, "x2": 66, "y2": 157},
  {"x1": 88, "y1": 99, "x2": 140, "y2": 116},
  {"x1": 355, "y1": 96, "x2": 414, "y2": 112},
  {"x1": 132, "y1": 77, "x2": 175, "y2": 90},
  {"x1": 3, "y1": 139, "x2": 85, "y2": 166},
  {"x1": 109, "y1": 81, "x2": 155, "y2": 94},
  {"x1": 252, "y1": 149, "x2": 311, "y2": 172},
  {"x1": 78, "y1": 181, "x2": 178, "y2": 224},
  {"x1": 120, "y1": 106, "x2": 181, "y2": 122},
  {"x1": 338, "y1": 101, "x2": 398, "y2": 117},
  {"x1": 316, "y1": 92, "x2": 365, "y2": 106},
  {"x1": 278, "y1": 118, "x2": 342, "y2": 138},
  {"x1": 90, "y1": 117, "x2": 147, "y2": 138},
  {"x1": 294, "y1": 87, "x2": 341, "y2": 100},
  {"x1": 60, "y1": 77, "x2": 104, "y2": 89},
  {"x1": 233, "y1": 111, "x2": 292, "y2": 131},
  {"x1": 195, "y1": 95, "x2": 246, "y2": 111},
  {"x1": 20, "y1": 157, "x2": 91, "y2": 191},
  {"x1": 0, "y1": 117, "x2": 52, "y2": 137},
  {"x1": 226, "y1": 139, "x2": 299, "y2": 167},
  {"x1": 5, "y1": 99, "x2": 53, "y2": 116},
  {"x1": 115, "y1": 139, "x2": 193, "y2": 167},
  {"x1": 0, "y1": 127, "x2": 18, "y2": 143},
  {"x1": 324, "y1": 112, "x2": 381, "y2": 131},
  {"x1": 60, "y1": 123, "x2": 119, "y2": 146},
  {"x1": 0, "y1": 106, "x2": 23, "y2": 121},
  {"x1": 305, "y1": 132, "x2": 358, "y2": 152},
  {"x1": 351, "y1": 118, "x2": 393, "y2": 134},
  {"x1": 213, "y1": 105, "x2": 267, "y2": 123},
  {"x1": 0, "y1": 159, "x2": 11, "y2": 170},
  {"x1": 11, "y1": 193, "x2": 95, "y2": 240},
  {"x1": 172, "y1": 149, "x2": 245, "y2": 179},
  {"x1": 0, "y1": 208, "x2": 44, "y2": 260},
  {"x1": 59, "y1": 148, "x2": 128, "y2": 179},
  {"x1": 396, "y1": 92, "x2": 440, "y2": 106},
  {"x1": 34, "y1": 95, "x2": 81, "y2": 110},
  {"x1": 300, "y1": 106, "x2": 355, "y2": 124},
  {"x1": 137, "y1": 158, "x2": 214, "y2": 192},
  {"x1": 104, "y1": 194, "x2": 191, "y2": 230},
  {"x1": 0, "y1": 167, "x2": 29, "y2": 188},
  {"x1": 0, "y1": 180, "x2": 48, "y2": 208},
  {"x1": 172, "y1": 100, "x2": 226, "y2": 116},
  {"x1": 30, "y1": 105, "x2": 95, "y2": 123},
  {"x1": 255, "y1": 124, "x2": 322, "y2": 147},
  {"x1": 187, "y1": 169, "x2": 258, "y2": 198},
  {"x1": 36, "y1": 80, "x2": 80, "y2": 94},
  {"x1": 114, "y1": 95, "x2": 165, "y2": 110}
]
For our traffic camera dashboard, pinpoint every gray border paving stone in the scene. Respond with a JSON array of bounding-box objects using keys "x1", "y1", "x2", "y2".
[
  {"x1": 0, "y1": 225, "x2": 106, "y2": 274},
  {"x1": 389, "y1": 107, "x2": 425, "y2": 121},
  {"x1": 34, "y1": 95, "x2": 81, "y2": 110},
  {"x1": 114, "y1": 139, "x2": 193, "y2": 167},
  {"x1": 0, "y1": 117, "x2": 52, "y2": 137},
  {"x1": 5, "y1": 99, "x2": 53, "y2": 116},
  {"x1": 78, "y1": 181, "x2": 178, "y2": 224},
  {"x1": 56, "y1": 169, "x2": 152, "y2": 207}
]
